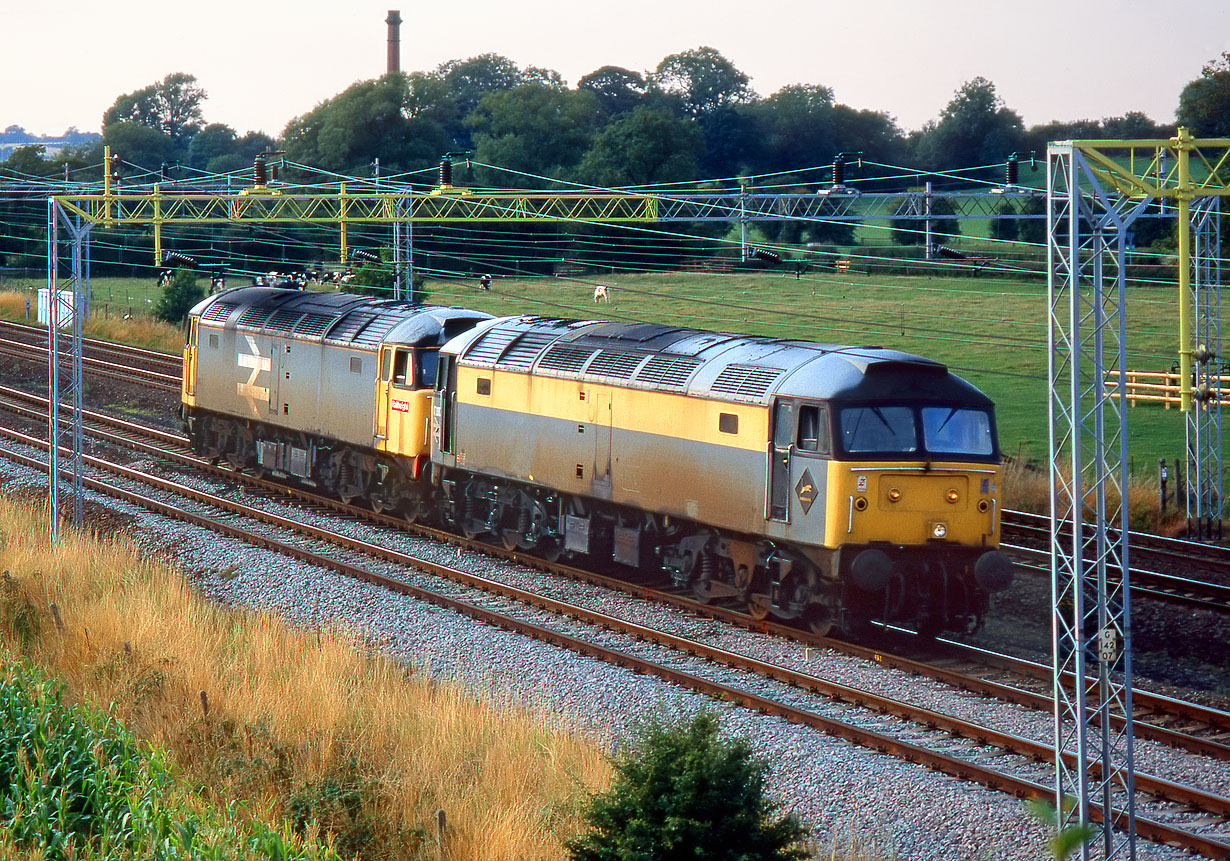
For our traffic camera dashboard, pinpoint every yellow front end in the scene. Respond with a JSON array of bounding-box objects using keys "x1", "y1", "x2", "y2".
[
  {"x1": 376, "y1": 389, "x2": 433, "y2": 457},
  {"x1": 824, "y1": 462, "x2": 1001, "y2": 549},
  {"x1": 181, "y1": 318, "x2": 198, "y2": 408}
]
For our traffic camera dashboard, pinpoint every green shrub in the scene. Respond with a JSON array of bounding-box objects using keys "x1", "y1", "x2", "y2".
[
  {"x1": 566, "y1": 708, "x2": 806, "y2": 861},
  {"x1": 153, "y1": 267, "x2": 204, "y2": 324}
]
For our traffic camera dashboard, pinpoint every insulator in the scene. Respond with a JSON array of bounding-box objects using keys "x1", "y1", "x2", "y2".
[
  {"x1": 752, "y1": 248, "x2": 781, "y2": 264},
  {"x1": 254, "y1": 154, "x2": 267, "y2": 186},
  {"x1": 832, "y1": 156, "x2": 845, "y2": 186},
  {"x1": 270, "y1": 161, "x2": 279, "y2": 183},
  {"x1": 1005, "y1": 156, "x2": 1018, "y2": 185},
  {"x1": 936, "y1": 245, "x2": 966, "y2": 260},
  {"x1": 160, "y1": 162, "x2": 169, "y2": 182},
  {"x1": 352, "y1": 249, "x2": 380, "y2": 263},
  {"x1": 165, "y1": 252, "x2": 196, "y2": 267},
  {"x1": 440, "y1": 157, "x2": 452, "y2": 187}
]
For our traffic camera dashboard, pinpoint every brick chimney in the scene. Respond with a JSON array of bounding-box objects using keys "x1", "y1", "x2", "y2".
[{"x1": 386, "y1": 10, "x2": 402, "y2": 74}]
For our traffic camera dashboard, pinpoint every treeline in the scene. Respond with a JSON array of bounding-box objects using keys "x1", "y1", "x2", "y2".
[{"x1": 2, "y1": 49, "x2": 1228, "y2": 274}]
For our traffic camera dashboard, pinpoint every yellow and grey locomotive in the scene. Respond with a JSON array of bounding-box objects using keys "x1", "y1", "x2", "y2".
[
  {"x1": 182, "y1": 287, "x2": 1012, "y2": 638},
  {"x1": 432, "y1": 316, "x2": 1012, "y2": 636},
  {"x1": 181, "y1": 285, "x2": 489, "y2": 516}
]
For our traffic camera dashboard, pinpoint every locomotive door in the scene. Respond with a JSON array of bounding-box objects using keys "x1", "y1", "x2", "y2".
[
  {"x1": 269, "y1": 339, "x2": 283, "y2": 415},
  {"x1": 589, "y1": 390, "x2": 613, "y2": 499},
  {"x1": 374, "y1": 346, "x2": 392, "y2": 447},
  {"x1": 788, "y1": 402, "x2": 830, "y2": 532},
  {"x1": 767, "y1": 399, "x2": 793, "y2": 522}
]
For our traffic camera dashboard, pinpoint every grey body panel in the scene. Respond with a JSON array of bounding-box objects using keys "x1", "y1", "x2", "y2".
[{"x1": 450, "y1": 401, "x2": 822, "y2": 542}]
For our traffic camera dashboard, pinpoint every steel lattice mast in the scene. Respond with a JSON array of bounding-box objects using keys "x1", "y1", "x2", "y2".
[{"x1": 1048, "y1": 129, "x2": 1230, "y2": 859}]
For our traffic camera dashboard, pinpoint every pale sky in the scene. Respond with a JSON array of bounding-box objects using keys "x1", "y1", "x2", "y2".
[{"x1": 5, "y1": 0, "x2": 1227, "y2": 140}]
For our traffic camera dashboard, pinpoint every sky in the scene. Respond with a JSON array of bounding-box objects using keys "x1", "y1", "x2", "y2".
[{"x1": 5, "y1": 0, "x2": 1228, "y2": 140}]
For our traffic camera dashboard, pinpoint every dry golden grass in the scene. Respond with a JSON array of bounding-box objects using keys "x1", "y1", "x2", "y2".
[
  {"x1": 0, "y1": 289, "x2": 183, "y2": 354},
  {"x1": 1002, "y1": 458, "x2": 1183, "y2": 534},
  {"x1": 0, "y1": 496, "x2": 608, "y2": 859}
]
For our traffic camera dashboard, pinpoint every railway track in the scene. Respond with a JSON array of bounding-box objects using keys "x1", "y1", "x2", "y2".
[
  {"x1": 2, "y1": 398, "x2": 1230, "y2": 856},
  {"x1": 2, "y1": 420, "x2": 1230, "y2": 856},
  {"x1": 3, "y1": 382, "x2": 1229, "y2": 761},
  {"x1": 0, "y1": 319, "x2": 180, "y2": 393}
]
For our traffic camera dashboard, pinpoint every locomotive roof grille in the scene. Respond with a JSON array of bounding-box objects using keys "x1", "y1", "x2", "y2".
[
  {"x1": 235, "y1": 306, "x2": 276, "y2": 330},
  {"x1": 710, "y1": 365, "x2": 785, "y2": 398},
  {"x1": 634, "y1": 354, "x2": 703, "y2": 389},
  {"x1": 352, "y1": 315, "x2": 403, "y2": 346},
  {"x1": 499, "y1": 331, "x2": 558, "y2": 368},
  {"x1": 586, "y1": 350, "x2": 646, "y2": 380},
  {"x1": 264, "y1": 308, "x2": 305, "y2": 334},
  {"x1": 538, "y1": 345, "x2": 596, "y2": 374},
  {"x1": 464, "y1": 328, "x2": 520, "y2": 365},
  {"x1": 200, "y1": 301, "x2": 238, "y2": 323},
  {"x1": 326, "y1": 311, "x2": 378, "y2": 343},
  {"x1": 294, "y1": 313, "x2": 335, "y2": 337}
]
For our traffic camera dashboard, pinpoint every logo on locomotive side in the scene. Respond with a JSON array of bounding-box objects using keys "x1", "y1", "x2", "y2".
[
  {"x1": 391, "y1": 399, "x2": 410, "y2": 413},
  {"x1": 236, "y1": 335, "x2": 270, "y2": 416},
  {"x1": 795, "y1": 468, "x2": 818, "y2": 515}
]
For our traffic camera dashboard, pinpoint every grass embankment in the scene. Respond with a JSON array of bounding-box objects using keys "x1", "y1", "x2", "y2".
[{"x1": 0, "y1": 496, "x2": 607, "y2": 858}]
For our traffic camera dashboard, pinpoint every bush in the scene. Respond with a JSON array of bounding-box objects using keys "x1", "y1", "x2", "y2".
[
  {"x1": 566, "y1": 708, "x2": 806, "y2": 861},
  {"x1": 153, "y1": 266, "x2": 204, "y2": 324}
]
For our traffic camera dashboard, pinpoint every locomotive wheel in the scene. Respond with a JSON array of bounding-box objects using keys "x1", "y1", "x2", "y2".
[
  {"x1": 692, "y1": 578, "x2": 717, "y2": 605},
  {"x1": 747, "y1": 599, "x2": 770, "y2": 621},
  {"x1": 370, "y1": 497, "x2": 387, "y2": 515},
  {"x1": 804, "y1": 606, "x2": 833, "y2": 637},
  {"x1": 501, "y1": 531, "x2": 521, "y2": 551}
]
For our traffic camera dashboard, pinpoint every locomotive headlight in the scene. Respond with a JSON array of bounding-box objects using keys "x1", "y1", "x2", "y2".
[
  {"x1": 887, "y1": 488, "x2": 902, "y2": 502},
  {"x1": 930, "y1": 521, "x2": 948, "y2": 539},
  {"x1": 946, "y1": 489, "x2": 960, "y2": 503}
]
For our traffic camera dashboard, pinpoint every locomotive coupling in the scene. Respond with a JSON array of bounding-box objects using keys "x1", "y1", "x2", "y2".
[{"x1": 974, "y1": 551, "x2": 1014, "y2": 592}]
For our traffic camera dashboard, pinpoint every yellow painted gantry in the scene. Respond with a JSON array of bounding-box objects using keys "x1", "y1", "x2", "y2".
[{"x1": 1069, "y1": 129, "x2": 1230, "y2": 412}]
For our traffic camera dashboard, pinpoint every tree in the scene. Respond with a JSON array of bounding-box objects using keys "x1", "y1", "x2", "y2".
[
  {"x1": 565, "y1": 709, "x2": 806, "y2": 860},
  {"x1": 102, "y1": 73, "x2": 205, "y2": 142},
  {"x1": 1177, "y1": 52, "x2": 1230, "y2": 137},
  {"x1": 281, "y1": 74, "x2": 447, "y2": 174},
  {"x1": 100, "y1": 122, "x2": 179, "y2": 171},
  {"x1": 577, "y1": 107, "x2": 703, "y2": 188},
  {"x1": 154, "y1": 268, "x2": 204, "y2": 324},
  {"x1": 578, "y1": 66, "x2": 648, "y2": 116},
  {"x1": 650, "y1": 47, "x2": 755, "y2": 117},
  {"x1": 468, "y1": 84, "x2": 601, "y2": 181},
  {"x1": 913, "y1": 78, "x2": 1024, "y2": 173}
]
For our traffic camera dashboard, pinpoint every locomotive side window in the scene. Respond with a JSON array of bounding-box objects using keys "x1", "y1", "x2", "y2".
[
  {"x1": 796, "y1": 404, "x2": 830, "y2": 454},
  {"x1": 840, "y1": 406, "x2": 917, "y2": 453},
  {"x1": 921, "y1": 407, "x2": 993, "y2": 456},
  {"x1": 381, "y1": 349, "x2": 393, "y2": 382},
  {"x1": 392, "y1": 350, "x2": 412, "y2": 388},
  {"x1": 718, "y1": 413, "x2": 738, "y2": 435},
  {"x1": 350, "y1": 356, "x2": 362, "y2": 374},
  {"x1": 208, "y1": 333, "x2": 219, "y2": 349},
  {"x1": 477, "y1": 378, "x2": 492, "y2": 396}
]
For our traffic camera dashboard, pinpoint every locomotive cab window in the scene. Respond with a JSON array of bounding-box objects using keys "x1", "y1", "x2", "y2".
[
  {"x1": 921, "y1": 407, "x2": 994, "y2": 456},
  {"x1": 418, "y1": 349, "x2": 439, "y2": 388},
  {"x1": 796, "y1": 404, "x2": 830, "y2": 454},
  {"x1": 392, "y1": 350, "x2": 412, "y2": 388},
  {"x1": 381, "y1": 349, "x2": 393, "y2": 382}
]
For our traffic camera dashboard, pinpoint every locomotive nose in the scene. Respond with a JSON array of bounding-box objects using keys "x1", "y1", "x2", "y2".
[{"x1": 974, "y1": 550, "x2": 1014, "y2": 592}]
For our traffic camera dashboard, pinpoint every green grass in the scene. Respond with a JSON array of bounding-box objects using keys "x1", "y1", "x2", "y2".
[{"x1": 417, "y1": 269, "x2": 1189, "y2": 475}]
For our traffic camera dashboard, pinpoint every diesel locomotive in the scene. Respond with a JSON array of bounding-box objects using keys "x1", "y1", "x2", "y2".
[{"x1": 181, "y1": 285, "x2": 1013, "y2": 637}]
